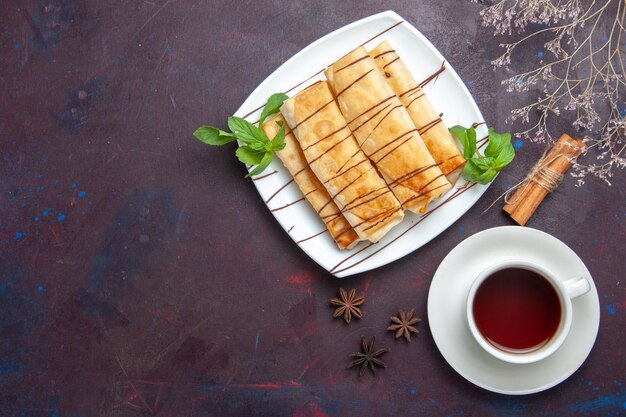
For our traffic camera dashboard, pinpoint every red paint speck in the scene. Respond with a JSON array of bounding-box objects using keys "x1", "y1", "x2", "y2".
[
  {"x1": 363, "y1": 277, "x2": 372, "y2": 292},
  {"x1": 292, "y1": 401, "x2": 329, "y2": 417},
  {"x1": 232, "y1": 380, "x2": 302, "y2": 389},
  {"x1": 284, "y1": 273, "x2": 313, "y2": 285}
]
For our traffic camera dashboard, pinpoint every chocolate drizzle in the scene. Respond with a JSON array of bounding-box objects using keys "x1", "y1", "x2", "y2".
[
  {"x1": 330, "y1": 183, "x2": 476, "y2": 275},
  {"x1": 358, "y1": 21, "x2": 404, "y2": 47},
  {"x1": 241, "y1": 21, "x2": 406, "y2": 122},
  {"x1": 343, "y1": 188, "x2": 392, "y2": 214},
  {"x1": 271, "y1": 197, "x2": 305, "y2": 212},
  {"x1": 334, "y1": 149, "x2": 362, "y2": 175},
  {"x1": 376, "y1": 135, "x2": 415, "y2": 165},
  {"x1": 405, "y1": 92, "x2": 425, "y2": 108},
  {"x1": 382, "y1": 56, "x2": 400, "y2": 69},
  {"x1": 302, "y1": 125, "x2": 348, "y2": 151},
  {"x1": 372, "y1": 49, "x2": 396, "y2": 60},
  {"x1": 398, "y1": 61, "x2": 447, "y2": 98},
  {"x1": 305, "y1": 132, "x2": 353, "y2": 167},
  {"x1": 418, "y1": 61, "x2": 446, "y2": 88},
  {"x1": 293, "y1": 98, "x2": 335, "y2": 129},
  {"x1": 336, "y1": 69, "x2": 374, "y2": 97},
  {"x1": 417, "y1": 114, "x2": 443, "y2": 135},
  {"x1": 335, "y1": 55, "x2": 369, "y2": 72},
  {"x1": 387, "y1": 163, "x2": 437, "y2": 187},
  {"x1": 346, "y1": 95, "x2": 395, "y2": 125},
  {"x1": 252, "y1": 170, "x2": 278, "y2": 181},
  {"x1": 265, "y1": 179, "x2": 294, "y2": 204},
  {"x1": 360, "y1": 105, "x2": 403, "y2": 140},
  {"x1": 296, "y1": 229, "x2": 329, "y2": 244},
  {"x1": 350, "y1": 102, "x2": 394, "y2": 133}
]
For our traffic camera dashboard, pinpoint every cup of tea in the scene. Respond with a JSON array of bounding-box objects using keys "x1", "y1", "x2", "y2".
[{"x1": 466, "y1": 259, "x2": 591, "y2": 364}]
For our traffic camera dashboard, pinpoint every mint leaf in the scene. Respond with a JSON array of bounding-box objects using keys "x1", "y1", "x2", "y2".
[
  {"x1": 193, "y1": 126, "x2": 237, "y2": 146},
  {"x1": 472, "y1": 156, "x2": 497, "y2": 171},
  {"x1": 246, "y1": 151, "x2": 274, "y2": 178},
  {"x1": 462, "y1": 160, "x2": 497, "y2": 184},
  {"x1": 449, "y1": 125, "x2": 476, "y2": 159},
  {"x1": 456, "y1": 125, "x2": 515, "y2": 185},
  {"x1": 193, "y1": 92, "x2": 289, "y2": 178},
  {"x1": 484, "y1": 128, "x2": 512, "y2": 159},
  {"x1": 228, "y1": 116, "x2": 268, "y2": 146},
  {"x1": 466, "y1": 127, "x2": 477, "y2": 158},
  {"x1": 236, "y1": 146, "x2": 264, "y2": 165},
  {"x1": 268, "y1": 121, "x2": 286, "y2": 152},
  {"x1": 474, "y1": 168, "x2": 498, "y2": 184},
  {"x1": 461, "y1": 159, "x2": 484, "y2": 182},
  {"x1": 495, "y1": 141, "x2": 515, "y2": 169},
  {"x1": 259, "y1": 93, "x2": 288, "y2": 126}
]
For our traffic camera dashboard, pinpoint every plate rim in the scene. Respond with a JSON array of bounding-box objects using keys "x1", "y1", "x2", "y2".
[{"x1": 233, "y1": 10, "x2": 491, "y2": 277}]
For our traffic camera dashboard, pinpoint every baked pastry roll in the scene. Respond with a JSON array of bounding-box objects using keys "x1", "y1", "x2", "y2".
[
  {"x1": 280, "y1": 81, "x2": 404, "y2": 243},
  {"x1": 324, "y1": 46, "x2": 451, "y2": 213},
  {"x1": 262, "y1": 114, "x2": 360, "y2": 249},
  {"x1": 369, "y1": 41, "x2": 466, "y2": 183}
]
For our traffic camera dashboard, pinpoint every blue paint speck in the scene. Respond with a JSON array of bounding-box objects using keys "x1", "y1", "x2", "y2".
[
  {"x1": 154, "y1": 303, "x2": 161, "y2": 309},
  {"x1": 603, "y1": 36, "x2": 609, "y2": 42},
  {"x1": 606, "y1": 304, "x2": 618, "y2": 314},
  {"x1": 13, "y1": 38, "x2": 20, "y2": 49},
  {"x1": 410, "y1": 389, "x2": 416, "y2": 395},
  {"x1": 42, "y1": 211, "x2": 49, "y2": 216},
  {"x1": 180, "y1": 229, "x2": 185, "y2": 234},
  {"x1": 466, "y1": 79, "x2": 473, "y2": 86},
  {"x1": 78, "y1": 191, "x2": 87, "y2": 197},
  {"x1": 71, "y1": 183, "x2": 77, "y2": 188},
  {"x1": 37, "y1": 285, "x2": 45, "y2": 292},
  {"x1": 537, "y1": 51, "x2": 544, "y2": 59},
  {"x1": 57, "y1": 214, "x2": 66, "y2": 222},
  {"x1": 14, "y1": 232, "x2": 24, "y2": 239},
  {"x1": 620, "y1": 108, "x2": 626, "y2": 117},
  {"x1": 514, "y1": 138, "x2": 524, "y2": 150},
  {"x1": 506, "y1": 184, "x2": 513, "y2": 190},
  {"x1": 34, "y1": 217, "x2": 39, "y2": 221},
  {"x1": 458, "y1": 226, "x2": 465, "y2": 232}
]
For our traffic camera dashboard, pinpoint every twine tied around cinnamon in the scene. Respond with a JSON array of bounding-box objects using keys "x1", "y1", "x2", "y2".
[
  {"x1": 502, "y1": 150, "x2": 564, "y2": 206},
  {"x1": 498, "y1": 134, "x2": 586, "y2": 226}
]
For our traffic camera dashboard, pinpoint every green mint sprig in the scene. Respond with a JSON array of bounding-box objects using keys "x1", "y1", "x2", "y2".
[
  {"x1": 193, "y1": 92, "x2": 289, "y2": 177},
  {"x1": 449, "y1": 125, "x2": 515, "y2": 184}
]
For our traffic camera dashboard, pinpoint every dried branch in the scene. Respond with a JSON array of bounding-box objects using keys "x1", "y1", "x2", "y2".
[{"x1": 475, "y1": 0, "x2": 625, "y2": 185}]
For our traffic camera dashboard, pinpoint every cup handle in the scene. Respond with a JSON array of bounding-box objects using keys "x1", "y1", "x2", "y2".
[{"x1": 562, "y1": 277, "x2": 591, "y2": 299}]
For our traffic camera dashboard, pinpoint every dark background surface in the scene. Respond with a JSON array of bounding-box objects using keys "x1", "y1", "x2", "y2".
[{"x1": 0, "y1": 1, "x2": 624, "y2": 416}]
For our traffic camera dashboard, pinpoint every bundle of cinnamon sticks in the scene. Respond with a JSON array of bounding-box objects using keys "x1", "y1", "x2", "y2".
[{"x1": 503, "y1": 134, "x2": 585, "y2": 226}]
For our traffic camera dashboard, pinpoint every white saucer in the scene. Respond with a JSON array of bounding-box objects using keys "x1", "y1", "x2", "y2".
[{"x1": 427, "y1": 226, "x2": 600, "y2": 395}]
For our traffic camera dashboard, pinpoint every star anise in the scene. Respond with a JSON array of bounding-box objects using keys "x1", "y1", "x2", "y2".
[
  {"x1": 387, "y1": 308, "x2": 421, "y2": 342},
  {"x1": 329, "y1": 288, "x2": 364, "y2": 323},
  {"x1": 348, "y1": 336, "x2": 389, "y2": 376}
]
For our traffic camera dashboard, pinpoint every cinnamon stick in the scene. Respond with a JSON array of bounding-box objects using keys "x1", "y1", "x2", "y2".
[{"x1": 503, "y1": 134, "x2": 585, "y2": 226}]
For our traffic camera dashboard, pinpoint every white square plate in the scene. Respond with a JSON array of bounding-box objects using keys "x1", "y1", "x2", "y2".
[{"x1": 235, "y1": 10, "x2": 489, "y2": 277}]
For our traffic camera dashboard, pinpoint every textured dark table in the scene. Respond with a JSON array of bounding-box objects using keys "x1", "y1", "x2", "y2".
[{"x1": 1, "y1": 1, "x2": 624, "y2": 416}]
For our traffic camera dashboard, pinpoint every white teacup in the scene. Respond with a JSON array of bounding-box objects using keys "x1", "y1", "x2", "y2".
[{"x1": 466, "y1": 259, "x2": 591, "y2": 364}]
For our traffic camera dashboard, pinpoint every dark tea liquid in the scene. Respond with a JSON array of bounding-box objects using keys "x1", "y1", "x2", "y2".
[{"x1": 473, "y1": 267, "x2": 562, "y2": 353}]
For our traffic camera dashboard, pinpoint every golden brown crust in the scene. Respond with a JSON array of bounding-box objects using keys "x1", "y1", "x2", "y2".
[
  {"x1": 280, "y1": 81, "x2": 404, "y2": 243},
  {"x1": 262, "y1": 114, "x2": 360, "y2": 249},
  {"x1": 369, "y1": 41, "x2": 466, "y2": 182},
  {"x1": 325, "y1": 46, "x2": 452, "y2": 213}
]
